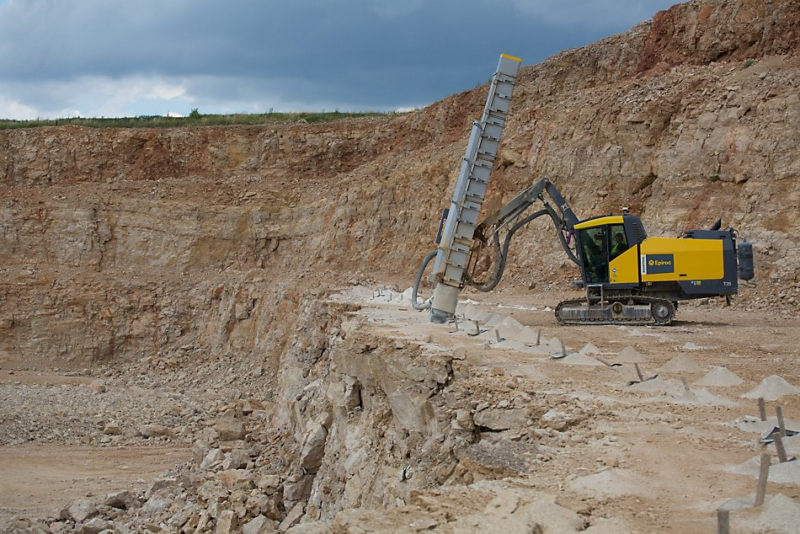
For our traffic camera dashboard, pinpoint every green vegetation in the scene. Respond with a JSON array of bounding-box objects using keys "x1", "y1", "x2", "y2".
[
  {"x1": 709, "y1": 173, "x2": 720, "y2": 182},
  {"x1": 0, "y1": 110, "x2": 398, "y2": 130},
  {"x1": 742, "y1": 59, "x2": 755, "y2": 69}
]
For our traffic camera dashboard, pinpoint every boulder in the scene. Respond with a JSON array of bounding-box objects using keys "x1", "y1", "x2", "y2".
[
  {"x1": 220, "y1": 469, "x2": 254, "y2": 491},
  {"x1": 77, "y1": 517, "x2": 113, "y2": 534},
  {"x1": 473, "y1": 408, "x2": 527, "y2": 431},
  {"x1": 146, "y1": 477, "x2": 177, "y2": 498},
  {"x1": 287, "y1": 521, "x2": 333, "y2": 533},
  {"x1": 242, "y1": 514, "x2": 277, "y2": 534},
  {"x1": 201, "y1": 448, "x2": 225, "y2": 470},
  {"x1": 103, "y1": 422, "x2": 122, "y2": 435},
  {"x1": 141, "y1": 495, "x2": 172, "y2": 516},
  {"x1": 216, "y1": 510, "x2": 238, "y2": 534},
  {"x1": 283, "y1": 475, "x2": 314, "y2": 502},
  {"x1": 223, "y1": 448, "x2": 250, "y2": 470},
  {"x1": 257, "y1": 474, "x2": 282, "y2": 492},
  {"x1": 452, "y1": 409, "x2": 475, "y2": 431},
  {"x1": 216, "y1": 417, "x2": 246, "y2": 441},
  {"x1": 192, "y1": 440, "x2": 211, "y2": 463},
  {"x1": 104, "y1": 490, "x2": 135, "y2": 510},
  {"x1": 279, "y1": 503, "x2": 304, "y2": 532},
  {"x1": 138, "y1": 424, "x2": 171, "y2": 438},
  {"x1": 299, "y1": 422, "x2": 327, "y2": 473},
  {"x1": 66, "y1": 499, "x2": 98, "y2": 523}
]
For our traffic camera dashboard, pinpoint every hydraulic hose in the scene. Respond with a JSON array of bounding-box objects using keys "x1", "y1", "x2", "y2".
[
  {"x1": 465, "y1": 205, "x2": 580, "y2": 292},
  {"x1": 465, "y1": 209, "x2": 548, "y2": 291},
  {"x1": 545, "y1": 204, "x2": 580, "y2": 266},
  {"x1": 411, "y1": 249, "x2": 438, "y2": 310},
  {"x1": 419, "y1": 192, "x2": 582, "y2": 298}
]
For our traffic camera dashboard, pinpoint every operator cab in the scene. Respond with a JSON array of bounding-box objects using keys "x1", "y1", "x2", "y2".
[{"x1": 574, "y1": 215, "x2": 647, "y2": 285}]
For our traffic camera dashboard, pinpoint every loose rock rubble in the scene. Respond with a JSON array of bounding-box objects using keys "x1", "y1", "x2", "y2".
[{"x1": 2, "y1": 295, "x2": 599, "y2": 533}]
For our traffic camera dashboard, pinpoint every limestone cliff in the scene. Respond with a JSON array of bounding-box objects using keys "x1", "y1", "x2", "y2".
[{"x1": 1, "y1": 0, "x2": 798, "y2": 367}]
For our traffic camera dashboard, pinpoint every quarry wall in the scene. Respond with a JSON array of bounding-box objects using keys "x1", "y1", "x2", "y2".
[{"x1": 0, "y1": 0, "x2": 798, "y2": 367}]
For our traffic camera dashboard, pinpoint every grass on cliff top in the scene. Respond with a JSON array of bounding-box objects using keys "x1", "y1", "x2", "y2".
[{"x1": 0, "y1": 110, "x2": 397, "y2": 130}]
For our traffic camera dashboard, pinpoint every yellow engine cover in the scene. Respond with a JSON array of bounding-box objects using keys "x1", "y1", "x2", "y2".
[{"x1": 639, "y1": 237, "x2": 724, "y2": 282}]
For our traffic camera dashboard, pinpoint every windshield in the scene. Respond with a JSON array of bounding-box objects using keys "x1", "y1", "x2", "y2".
[{"x1": 578, "y1": 227, "x2": 608, "y2": 283}]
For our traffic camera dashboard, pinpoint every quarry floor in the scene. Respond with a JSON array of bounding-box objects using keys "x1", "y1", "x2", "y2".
[
  {"x1": 334, "y1": 285, "x2": 800, "y2": 532},
  {"x1": 2, "y1": 286, "x2": 800, "y2": 533}
]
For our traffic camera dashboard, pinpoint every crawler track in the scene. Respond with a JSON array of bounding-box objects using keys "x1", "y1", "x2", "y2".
[{"x1": 555, "y1": 296, "x2": 676, "y2": 326}]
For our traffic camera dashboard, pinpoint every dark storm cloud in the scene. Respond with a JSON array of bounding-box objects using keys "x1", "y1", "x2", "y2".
[{"x1": 0, "y1": 0, "x2": 678, "y2": 117}]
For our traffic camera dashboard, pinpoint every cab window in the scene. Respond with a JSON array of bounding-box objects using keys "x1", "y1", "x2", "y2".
[
  {"x1": 609, "y1": 224, "x2": 628, "y2": 259},
  {"x1": 578, "y1": 227, "x2": 608, "y2": 283}
]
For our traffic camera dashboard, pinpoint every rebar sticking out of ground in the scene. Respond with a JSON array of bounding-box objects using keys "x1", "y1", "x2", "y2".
[
  {"x1": 774, "y1": 433, "x2": 788, "y2": 463},
  {"x1": 680, "y1": 377, "x2": 690, "y2": 392},
  {"x1": 755, "y1": 453, "x2": 770, "y2": 507},
  {"x1": 634, "y1": 363, "x2": 645, "y2": 382},
  {"x1": 717, "y1": 509, "x2": 730, "y2": 534},
  {"x1": 776, "y1": 406, "x2": 786, "y2": 437}
]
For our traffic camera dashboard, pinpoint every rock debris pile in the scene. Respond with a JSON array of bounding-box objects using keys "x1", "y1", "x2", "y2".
[{"x1": 3, "y1": 295, "x2": 601, "y2": 533}]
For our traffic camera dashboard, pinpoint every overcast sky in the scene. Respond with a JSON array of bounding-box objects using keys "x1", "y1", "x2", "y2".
[{"x1": 0, "y1": 0, "x2": 678, "y2": 119}]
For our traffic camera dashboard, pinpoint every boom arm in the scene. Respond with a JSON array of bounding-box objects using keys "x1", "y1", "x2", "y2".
[
  {"x1": 475, "y1": 178, "x2": 579, "y2": 242},
  {"x1": 464, "y1": 178, "x2": 581, "y2": 292}
]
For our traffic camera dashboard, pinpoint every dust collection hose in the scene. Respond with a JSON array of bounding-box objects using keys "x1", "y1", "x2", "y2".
[
  {"x1": 465, "y1": 208, "x2": 548, "y2": 291},
  {"x1": 465, "y1": 205, "x2": 580, "y2": 292},
  {"x1": 412, "y1": 249, "x2": 438, "y2": 310}
]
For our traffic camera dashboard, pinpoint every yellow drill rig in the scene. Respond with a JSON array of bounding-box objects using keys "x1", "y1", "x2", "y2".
[{"x1": 412, "y1": 55, "x2": 754, "y2": 326}]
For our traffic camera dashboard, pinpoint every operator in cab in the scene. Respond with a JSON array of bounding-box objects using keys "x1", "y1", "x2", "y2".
[{"x1": 610, "y1": 232, "x2": 628, "y2": 259}]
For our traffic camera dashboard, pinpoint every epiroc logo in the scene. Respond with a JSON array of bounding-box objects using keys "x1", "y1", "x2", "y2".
[{"x1": 643, "y1": 254, "x2": 674, "y2": 274}]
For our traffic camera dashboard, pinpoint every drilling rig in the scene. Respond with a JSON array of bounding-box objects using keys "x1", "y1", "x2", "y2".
[{"x1": 413, "y1": 55, "x2": 754, "y2": 326}]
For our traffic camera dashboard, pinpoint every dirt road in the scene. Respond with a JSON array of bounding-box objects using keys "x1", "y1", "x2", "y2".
[{"x1": 0, "y1": 445, "x2": 189, "y2": 521}]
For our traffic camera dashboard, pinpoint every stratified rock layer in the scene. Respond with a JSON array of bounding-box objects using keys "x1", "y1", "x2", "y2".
[{"x1": 1, "y1": 0, "x2": 798, "y2": 367}]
